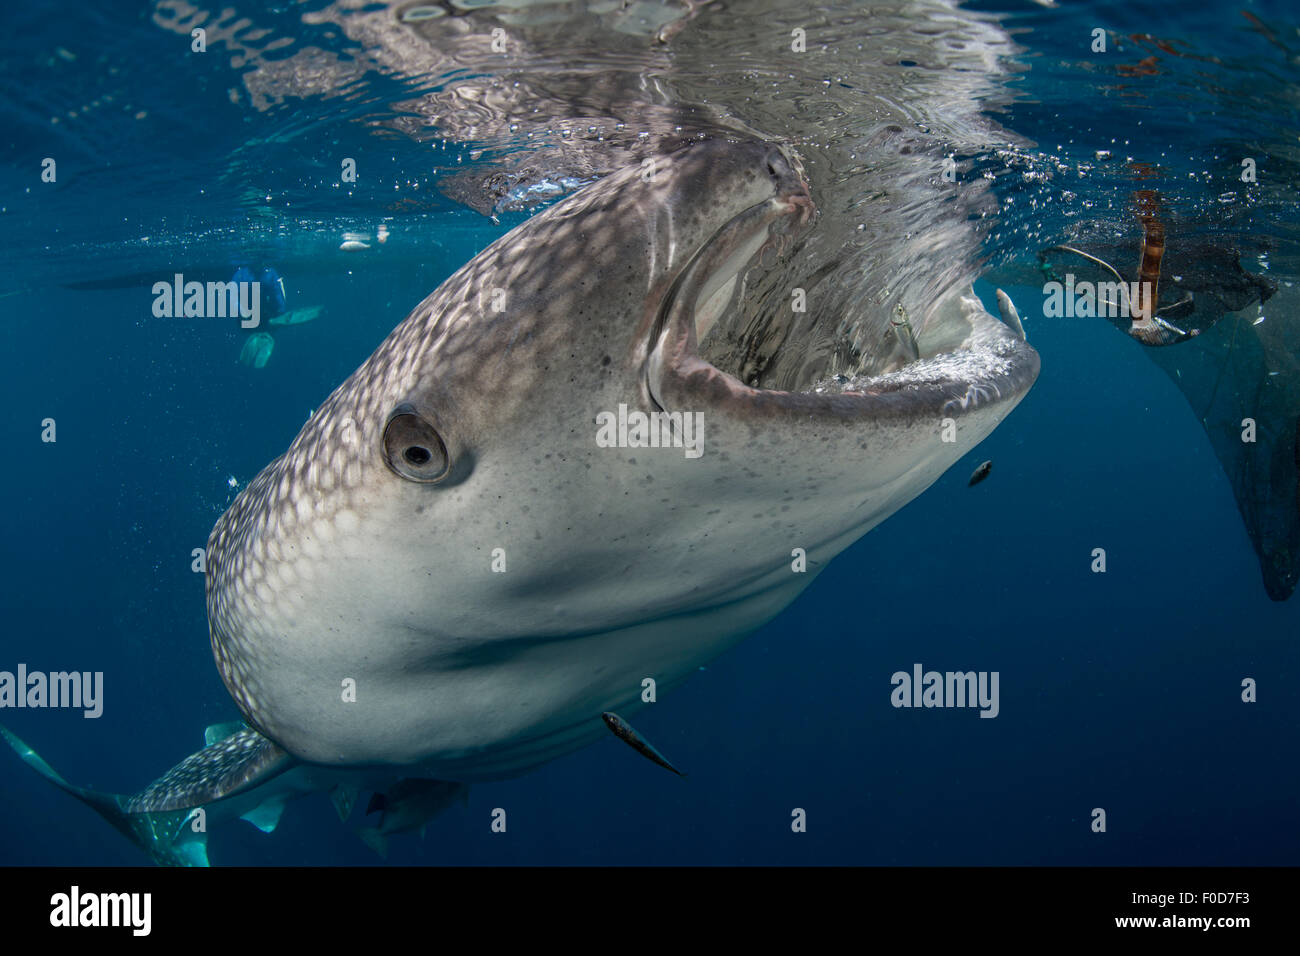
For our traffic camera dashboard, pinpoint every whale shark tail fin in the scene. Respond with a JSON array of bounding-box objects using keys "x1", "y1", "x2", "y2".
[
  {"x1": 0, "y1": 723, "x2": 205, "y2": 866},
  {"x1": 1, "y1": 722, "x2": 293, "y2": 867}
]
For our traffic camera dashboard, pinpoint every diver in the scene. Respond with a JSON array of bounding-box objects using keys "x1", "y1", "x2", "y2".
[
  {"x1": 233, "y1": 264, "x2": 289, "y2": 368},
  {"x1": 231, "y1": 264, "x2": 288, "y2": 321}
]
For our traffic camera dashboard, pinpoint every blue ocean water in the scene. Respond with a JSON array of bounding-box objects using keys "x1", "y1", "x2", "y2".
[{"x1": 1, "y1": 0, "x2": 1297, "y2": 866}]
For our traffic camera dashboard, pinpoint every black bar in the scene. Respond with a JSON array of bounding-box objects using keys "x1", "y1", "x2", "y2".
[{"x1": 0, "y1": 866, "x2": 1286, "y2": 940}]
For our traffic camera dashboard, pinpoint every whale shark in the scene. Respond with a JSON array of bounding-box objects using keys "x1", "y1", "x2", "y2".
[{"x1": 3, "y1": 137, "x2": 1038, "y2": 864}]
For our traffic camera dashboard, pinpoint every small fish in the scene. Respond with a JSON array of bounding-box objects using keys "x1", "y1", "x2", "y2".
[
  {"x1": 268, "y1": 305, "x2": 322, "y2": 327},
  {"x1": 601, "y1": 712, "x2": 685, "y2": 777},
  {"x1": 995, "y1": 288, "x2": 1026, "y2": 341},
  {"x1": 968, "y1": 460, "x2": 992, "y2": 486},
  {"x1": 340, "y1": 239, "x2": 371, "y2": 252},
  {"x1": 889, "y1": 303, "x2": 921, "y2": 364}
]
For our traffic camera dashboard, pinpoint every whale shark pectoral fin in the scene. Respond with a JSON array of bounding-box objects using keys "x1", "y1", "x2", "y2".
[
  {"x1": 124, "y1": 728, "x2": 293, "y2": 813},
  {"x1": 239, "y1": 792, "x2": 291, "y2": 833},
  {"x1": 0, "y1": 723, "x2": 205, "y2": 867},
  {"x1": 203, "y1": 720, "x2": 247, "y2": 747}
]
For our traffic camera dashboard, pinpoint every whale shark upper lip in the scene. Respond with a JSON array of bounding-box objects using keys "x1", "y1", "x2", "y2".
[{"x1": 643, "y1": 188, "x2": 813, "y2": 412}]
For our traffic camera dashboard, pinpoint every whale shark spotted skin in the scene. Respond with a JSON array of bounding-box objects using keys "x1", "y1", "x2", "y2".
[
  {"x1": 4, "y1": 138, "x2": 1038, "y2": 862},
  {"x1": 208, "y1": 137, "x2": 1035, "y2": 778}
]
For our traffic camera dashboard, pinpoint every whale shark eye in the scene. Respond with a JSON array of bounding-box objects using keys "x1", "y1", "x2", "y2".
[{"x1": 382, "y1": 404, "x2": 449, "y2": 483}]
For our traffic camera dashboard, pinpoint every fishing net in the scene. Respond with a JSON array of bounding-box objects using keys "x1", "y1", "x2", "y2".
[{"x1": 1039, "y1": 239, "x2": 1295, "y2": 600}]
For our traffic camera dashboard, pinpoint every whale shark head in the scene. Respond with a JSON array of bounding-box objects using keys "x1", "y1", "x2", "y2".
[{"x1": 206, "y1": 137, "x2": 1038, "y2": 777}]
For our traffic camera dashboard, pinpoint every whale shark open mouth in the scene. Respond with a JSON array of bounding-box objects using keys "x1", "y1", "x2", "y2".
[{"x1": 647, "y1": 186, "x2": 1040, "y2": 423}]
